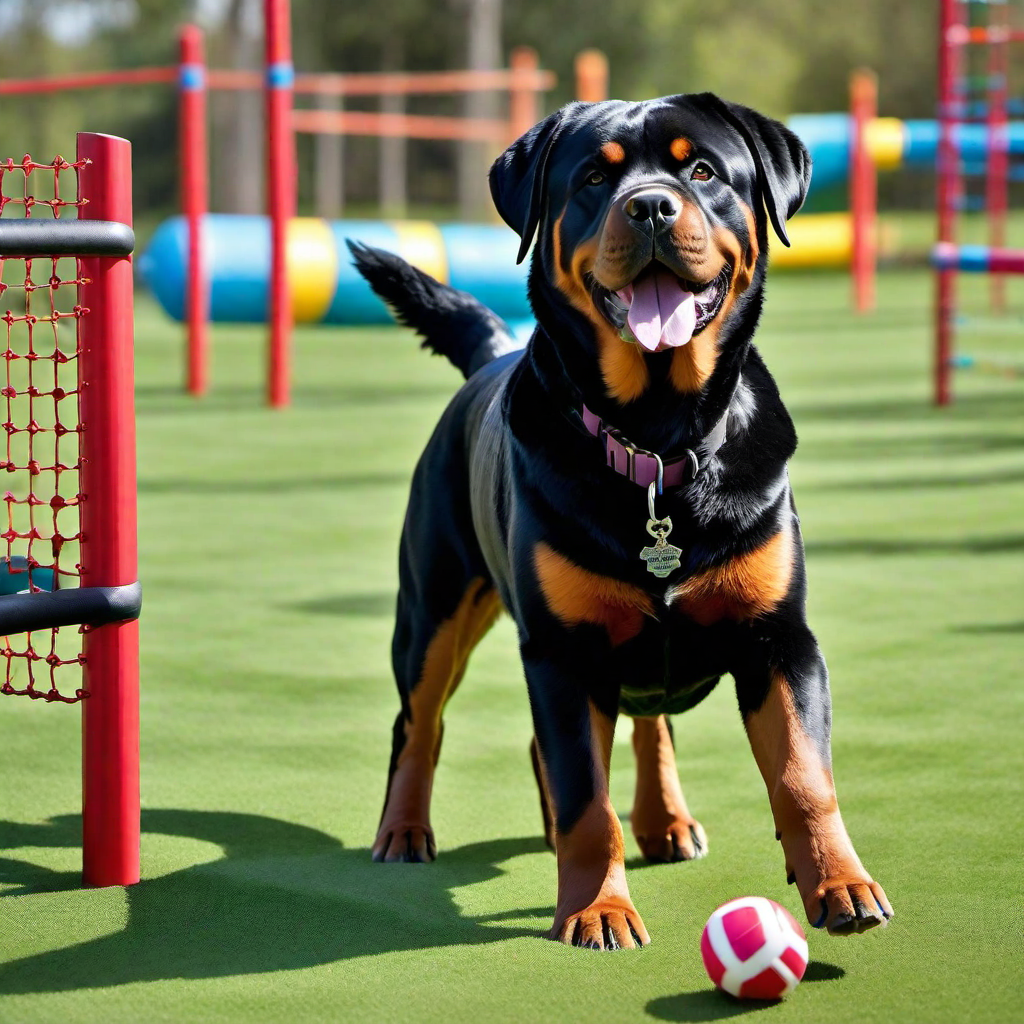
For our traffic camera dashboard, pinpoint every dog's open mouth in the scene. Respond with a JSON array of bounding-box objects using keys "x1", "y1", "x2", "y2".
[{"x1": 593, "y1": 264, "x2": 731, "y2": 352}]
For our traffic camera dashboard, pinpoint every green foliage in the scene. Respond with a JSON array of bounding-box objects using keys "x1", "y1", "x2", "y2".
[{"x1": 0, "y1": 0, "x2": 949, "y2": 219}]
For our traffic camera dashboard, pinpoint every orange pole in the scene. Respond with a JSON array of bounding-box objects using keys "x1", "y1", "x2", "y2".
[
  {"x1": 849, "y1": 68, "x2": 878, "y2": 314},
  {"x1": 509, "y1": 47, "x2": 540, "y2": 140},
  {"x1": 574, "y1": 50, "x2": 608, "y2": 102}
]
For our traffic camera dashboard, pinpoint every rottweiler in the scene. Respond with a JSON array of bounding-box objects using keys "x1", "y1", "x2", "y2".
[{"x1": 349, "y1": 91, "x2": 893, "y2": 950}]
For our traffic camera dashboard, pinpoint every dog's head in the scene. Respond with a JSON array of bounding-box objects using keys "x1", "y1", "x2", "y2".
[{"x1": 490, "y1": 94, "x2": 810, "y2": 403}]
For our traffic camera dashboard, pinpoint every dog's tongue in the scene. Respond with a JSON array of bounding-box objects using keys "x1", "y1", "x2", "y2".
[{"x1": 618, "y1": 270, "x2": 696, "y2": 352}]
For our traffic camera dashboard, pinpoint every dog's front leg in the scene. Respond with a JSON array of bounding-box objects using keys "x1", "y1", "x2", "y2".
[
  {"x1": 734, "y1": 628, "x2": 893, "y2": 934},
  {"x1": 523, "y1": 654, "x2": 650, "y2": 950}
]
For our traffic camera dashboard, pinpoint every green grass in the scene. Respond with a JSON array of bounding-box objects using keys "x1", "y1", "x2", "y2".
[{"x1": 1, "y1": 270, "x2": 1023, "y2": 1024}]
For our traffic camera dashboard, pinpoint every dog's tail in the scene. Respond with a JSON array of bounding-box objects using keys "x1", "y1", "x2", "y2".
[{"x1": 346, "y1": 240, "x2": 523, "y2": 380}]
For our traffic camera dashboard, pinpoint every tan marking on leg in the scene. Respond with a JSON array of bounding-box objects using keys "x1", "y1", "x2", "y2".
[
  {"x1": 745, "y1": 673, "x2": 893, "y2": 933},
  {"x1": 534, "y1": 541, "x2": 653, "y2": 646},
  {"x1": 631, "y1": 715, "x2": 708, "y2": 862},
  {"x1": 374, "y1": 578, "x2": 502, "y2": 862},
  {"x1": 601, "y1": 141, "x2": 626, "y2": 164},
  {"x1": 670, "y1": 137, "x2": 693, "y2": 162},
  {"x1": 552, "y1": 700, "x2": 649, "y2": 948},
  {"x1": 670, "y1": 524, "x2": 793, "y2": 626}
]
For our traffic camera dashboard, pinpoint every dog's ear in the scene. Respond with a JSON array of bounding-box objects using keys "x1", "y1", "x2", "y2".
[
  {"x1": 489, "y1": 107, "x2": 570, "y2": 264},
  {"x1": 698, "y1": 95, "x2": 811, "y2": 247}
]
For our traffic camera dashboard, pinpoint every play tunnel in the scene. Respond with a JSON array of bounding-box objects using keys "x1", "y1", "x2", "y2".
[
  {"x1": 138, "y1": 210, "x2": 867, "y2": 326},
  {"x1": 138, "y1": 215, "x2": 533, "y2": 325}
]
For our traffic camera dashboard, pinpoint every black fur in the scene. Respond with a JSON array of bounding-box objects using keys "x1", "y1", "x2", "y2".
[
  {"x1": 356, "y1": 92, "x2": 891, "y2": 945},
  {"x1": 346, "y1": 240, "x2": 520, "y2": 379}
]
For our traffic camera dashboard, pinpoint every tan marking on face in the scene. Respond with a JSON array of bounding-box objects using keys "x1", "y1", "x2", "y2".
[
  {"x1": 534, "y1": 541, "x2": 654, "y2": 647},
  {"x1": 601, "y1": 141, "x2": 625, "y2": 164},
  {"x1": 670, "y1": 137, "x2": 692, "y2": 162},
  {"x1": 669, "y1": 208, "x2": 759, "y2": 394},
  {"x1": 745, "y1": 673, "x2": 889, "y2": 928},
  {"x1": 552, "y1": 210, "x2": 650, "y2": 403},
  {"x1": 670, "y1": 524, "x2": 793, "y2": 625}
]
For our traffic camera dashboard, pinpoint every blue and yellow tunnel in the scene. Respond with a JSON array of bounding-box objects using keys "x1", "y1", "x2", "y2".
[{"x1": 138, "y1": 215, "x2": 532, "y2": 325}]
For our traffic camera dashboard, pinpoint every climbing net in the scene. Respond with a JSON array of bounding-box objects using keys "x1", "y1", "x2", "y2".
[{"x1": 0, "y1": 156, "x2": 88, "y2": 702}]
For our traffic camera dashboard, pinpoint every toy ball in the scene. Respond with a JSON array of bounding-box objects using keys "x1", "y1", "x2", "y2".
[{"x1": 701, "y1": 896, "x2": 808, "y2": 1000}]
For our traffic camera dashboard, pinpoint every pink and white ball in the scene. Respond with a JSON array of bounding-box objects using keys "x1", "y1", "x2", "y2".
[{"x1": 701, "y1": 897, "x2": 809, "y2": 1000}]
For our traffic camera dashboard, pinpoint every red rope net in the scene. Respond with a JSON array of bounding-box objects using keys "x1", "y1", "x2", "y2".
[{"x1": 0, "y1": 155, "x2": 88, "y2": 703}]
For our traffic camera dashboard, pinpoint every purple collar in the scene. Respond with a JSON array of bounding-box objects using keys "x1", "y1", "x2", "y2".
[{"x1": 581, "y1": 404, "x2": 728, "y2": 490}]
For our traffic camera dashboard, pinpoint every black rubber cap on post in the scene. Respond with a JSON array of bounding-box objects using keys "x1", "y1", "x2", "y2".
[{"x1": 0, "y1": 219, "x2": 134, "y2": 257}]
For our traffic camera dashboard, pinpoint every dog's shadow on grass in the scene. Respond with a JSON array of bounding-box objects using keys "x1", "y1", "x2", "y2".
[{"x1": 0, "y1": 810, "x2": 551, "y2": 994}]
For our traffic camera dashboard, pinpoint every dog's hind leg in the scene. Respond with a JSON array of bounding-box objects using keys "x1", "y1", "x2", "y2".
[
  {"x1": 630, "y1": 715, "x2": 708, "y2": 862},
  {"x1": 529, "y1": 735, "x2": 556, "y2": 849},
  {"x1": 372, "y1": 572, "x2": 501, "y2": 863}
]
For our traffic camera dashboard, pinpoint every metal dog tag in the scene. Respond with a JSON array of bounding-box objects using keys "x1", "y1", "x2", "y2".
[{"x1": 640, "y1": 482, "x2": 682, "y2": 578}]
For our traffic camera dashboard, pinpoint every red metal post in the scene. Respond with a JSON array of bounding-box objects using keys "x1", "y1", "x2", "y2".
[
  {"x1": 76, "y1": 132, "x2": 140, "y2": 887},
  {"x1": 179, "y1": 24, "x2": 210, "y2": 397},
  {"x1": 935, "y1": 0, "x2": 964, "y2": 406},
  {"x1": 849, "y1": 69, "x2": 878, "y2": 314},
  {"x1": 265, "y1": 0, "x2": 296, "y2": 409},
  {"x1": 985, "y1": 1, "x2": 1009, "y2": 313}
]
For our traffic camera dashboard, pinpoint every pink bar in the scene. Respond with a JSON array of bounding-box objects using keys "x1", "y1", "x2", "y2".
[
  {"x1": 987, "y1": 248, "x2": 1024, "y2": 275},
  {"x1": 291, "y1": 108, "x2": 512, "y2": 141},
  {"x1": 76, "y1": 132, "x2": 140, "y2": 887}
]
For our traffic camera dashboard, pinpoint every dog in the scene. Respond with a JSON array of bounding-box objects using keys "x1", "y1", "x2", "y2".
[{"x1": 349, "y1": 92, "x2": 893, "y2": 950}]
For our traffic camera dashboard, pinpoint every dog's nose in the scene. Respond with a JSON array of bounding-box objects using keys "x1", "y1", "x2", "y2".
[{"x1": 623, "y1": 189, "x2": 682, "y2": 230}]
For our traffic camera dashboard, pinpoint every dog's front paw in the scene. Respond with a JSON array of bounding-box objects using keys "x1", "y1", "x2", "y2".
[
  {"x1": 371, "y1": 823, "x2": 437, "y2": 863},
  {"x1": 552, "y1": 897, "x2": 651, "y2": 950},
  {"x1": 634, "y1": 816, "x2": 708, "y2": 863},
  {"x1": 804, "y1": 876, "x2": 893, "y2": 935}
]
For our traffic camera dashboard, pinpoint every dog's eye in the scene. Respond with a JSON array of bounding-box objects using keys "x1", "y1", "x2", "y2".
[
  {"x1": 586, "y1": 170, "x2": 606, "y2": 186},
  {"x1": 691, "y1": 163, "x2": 714, "y2": 181}
]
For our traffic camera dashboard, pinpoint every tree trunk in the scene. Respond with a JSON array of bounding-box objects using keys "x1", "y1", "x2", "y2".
[{"x1": 458, "y1": 0, "x2": 502, "y2": 222}]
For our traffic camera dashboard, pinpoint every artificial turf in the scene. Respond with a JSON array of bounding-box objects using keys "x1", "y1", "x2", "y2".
[{"x1": 1, "y1": 268, "x2": 1022, "y2": 1023}]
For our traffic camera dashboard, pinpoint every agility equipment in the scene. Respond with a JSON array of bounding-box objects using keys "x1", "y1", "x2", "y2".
[
  {"x1": 934, "y1": 0, "x2": 1024, "y2": 404},
  {"x1": 0, "y1": 135, "x2": 141, "y2": 887},
  {"x1": 139, "y1": 216, "x2": 531, "y2": 326},
  {"x1": 0, "y1": 10, "x2": 557, "y2": 406},
  {"x1": 701, "y1": 897, "x2": 809, "y2": 1000}
]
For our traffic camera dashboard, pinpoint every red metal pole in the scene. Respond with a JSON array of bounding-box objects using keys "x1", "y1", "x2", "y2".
[
  {"x1": 76, "y1": 132, "x2": 140, "y2": 887},
  {"x1": 265, "y1": 0, "x2": 295, "y2": 409},
  {"x1": 935, "y1": 0, "x2": 964, "y2": 406},
  {"x1": 849, "y1": 68, "x2": 878, "y2": 314},
  {"x1": 179, "y1": 24, "x2": 210, "y2": 397},
  {"x1": 985, "y1": 1, "x2": 1009, "y2": 313}
]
